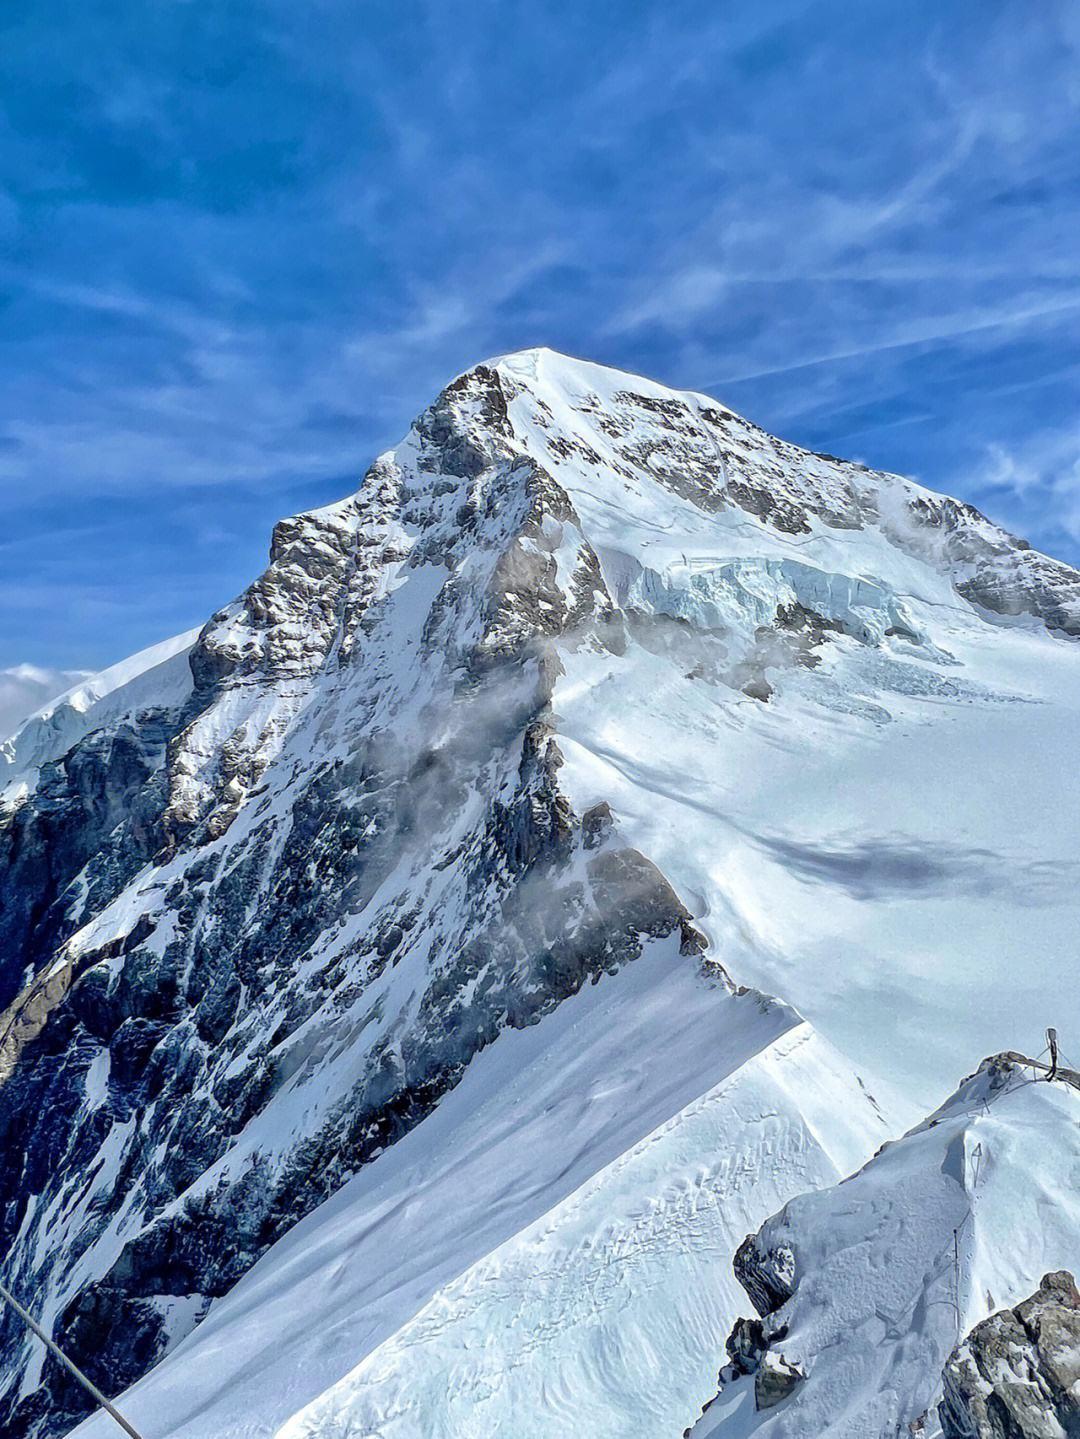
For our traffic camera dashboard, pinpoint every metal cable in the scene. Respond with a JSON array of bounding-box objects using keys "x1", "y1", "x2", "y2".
[{"x1": 0, "y1": 1281, "x2": 145, "y2": 1439}]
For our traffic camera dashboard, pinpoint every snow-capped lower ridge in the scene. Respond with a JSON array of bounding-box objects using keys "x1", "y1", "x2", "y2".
[
  {"x1": 72, "y1": 951, "x2": 890, "y2": 1439},
  {"x1": 0, "y1": 348, "x2": 1079, "y2": 1438},
  {"x1": 0, "y1": 629, "x2": 198, "y2": 805},
  {"x1": 687, "y1": 1053, "x2": 1080, "y2": 1439}
]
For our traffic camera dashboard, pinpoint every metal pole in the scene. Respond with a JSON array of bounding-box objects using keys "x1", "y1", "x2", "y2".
[{"x1": 0, "y1": 1281, "x2": 146, "y2": 1439}]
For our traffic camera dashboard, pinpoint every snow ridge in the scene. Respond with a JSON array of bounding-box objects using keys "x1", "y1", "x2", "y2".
[{"x1": 689, "y1": 1054, "x2": 1080, "y2": 1438}]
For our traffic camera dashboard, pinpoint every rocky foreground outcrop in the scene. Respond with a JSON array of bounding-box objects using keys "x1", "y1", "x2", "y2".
[
  {"x1": 939, "y1": 1270, "x2": 1080, "y2": 1439},
  {"x1": 685, "y1": 1057, "x2": 1080, "y2": 1438}
]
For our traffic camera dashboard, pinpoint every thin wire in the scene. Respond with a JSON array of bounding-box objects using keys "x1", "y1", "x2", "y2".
[{"x1": 0, "y1": 1281, "x2": 145, "y2": 1439}]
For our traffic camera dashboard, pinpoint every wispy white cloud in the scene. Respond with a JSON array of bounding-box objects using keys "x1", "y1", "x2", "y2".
[
  {"x1": 971, "y1": 426, "x2": 1080, "y2": 547},
  {"x1": 0, "y1": 665, "x2": 91, "y2": 741},
  {"x1": 713, "y1": 293, "x2": 1080, "y2": 386}
]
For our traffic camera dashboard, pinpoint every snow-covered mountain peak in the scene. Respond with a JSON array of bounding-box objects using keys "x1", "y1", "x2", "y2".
[
  {"x1": 493, "y1": 347, "x2": 1080, "y2": 631},
  {"x1": 2, "y1": 352, "x2": 1080, "y2": 1439}
]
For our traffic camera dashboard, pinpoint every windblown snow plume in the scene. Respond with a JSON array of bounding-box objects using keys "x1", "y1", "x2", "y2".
[{"x1": 0, "y1": 349, "x2": 1078, "y2": 1439}]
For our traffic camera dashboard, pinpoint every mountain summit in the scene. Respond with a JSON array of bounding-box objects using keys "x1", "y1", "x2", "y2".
[{"x1": 2, "y1": 350, "x2": 1079, "y2": 1439}]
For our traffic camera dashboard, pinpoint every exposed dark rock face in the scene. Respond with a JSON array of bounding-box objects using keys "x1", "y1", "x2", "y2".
[
  {"x1": 724, "y1": 1314, "x2": 769, "y2": 1377},
  {"x1": 734, "y1": 1235, "x2": 797, "y2": 1318},
  {"x1": 0, "y1": 361, "x2": 710, "y2": 1438},
  {"x1": 753, "y1": 1351, "x2": 806, "y2": 1410},
  {"x1": 940, "y1": 1270, "x2": 1080, "y2": 1438},
  {"x1": 0, "y1": 713, "x2": 177, "y2": 1013},
  {"x1": 959, "y1": 556, "x2": 1080, "y2": 637}
]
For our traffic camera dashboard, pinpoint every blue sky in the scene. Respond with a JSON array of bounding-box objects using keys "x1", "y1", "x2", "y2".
[{"x1": 3, "y1": 0, "x2": 1080, "y2": 689}]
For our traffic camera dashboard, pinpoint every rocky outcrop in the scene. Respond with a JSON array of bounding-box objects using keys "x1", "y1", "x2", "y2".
[
  {"x1": 939, "y1": 1270, "x2": 1080, "y2": 1438},
  {"x1": 683, "y1": 1239, "x2": 805, "y2": 1432},
  {"x1": 754, "y1": 1351, "x2": 807, "y2": 1410},
  {"x1": 733, "y1": 1234, "x2": 797, "y2": 1318}
]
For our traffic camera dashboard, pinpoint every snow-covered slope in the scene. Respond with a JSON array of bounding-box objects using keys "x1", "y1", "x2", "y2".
[
  {"x1": 494, "y1": 350, "x2": 1080, "y2": 1104},
  {"x1": 0, "y1": 348, "x2": 1077, "y2": 1439},
  {"x1": 0, "y1": 667, "x2": 91, "y2": 747},
  {"x1": 0, "y1": 630, "x2": 198, "y2": 805},
  {"x1": 688, "y1": 1055, "x2": 1080, "y2": 1439},
  {"x1": 72, "y1": 950, "x2": 888, "y2": 1439}
]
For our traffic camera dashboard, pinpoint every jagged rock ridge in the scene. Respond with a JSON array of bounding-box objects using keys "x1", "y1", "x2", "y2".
[{"x1": 940, "y1": 1269, "x2": 1080, "y2": 1439}]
